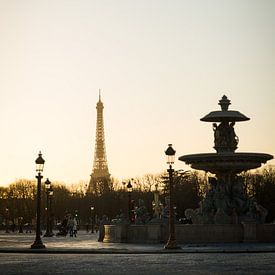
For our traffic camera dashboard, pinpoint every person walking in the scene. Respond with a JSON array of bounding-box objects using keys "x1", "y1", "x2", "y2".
[
  {"x1": 67, "y1": 216, "x2": 74, "y2": 237},
  {"x1": 73, "y1": 217, "x2": 78, "y2": 237}
]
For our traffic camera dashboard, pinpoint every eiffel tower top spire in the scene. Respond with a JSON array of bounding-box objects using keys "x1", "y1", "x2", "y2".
[
  {"x1": 87, "y1": 92, "x2": 111, "y2": 195},
  {"x1": 96, "y1": 89, "x2": 103, "y2": 109}
]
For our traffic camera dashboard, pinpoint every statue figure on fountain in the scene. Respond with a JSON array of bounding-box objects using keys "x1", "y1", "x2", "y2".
[
  {"x1": 134, "y1": 199, "x2": 150, "y2": 224},
  {"x1": 185, "y1": 175, "x2": 268, "y2": 224},
  {"x1": 213, "y1": 121, "x2": 238, "y2": 152},
  {"x1": 149, "y1": 190, "x2": 164, "y2": 223}
]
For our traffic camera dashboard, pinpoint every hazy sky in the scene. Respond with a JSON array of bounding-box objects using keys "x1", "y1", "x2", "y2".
[{"x1": 0, "y1": 0, "x2": 274, "y2": 186}]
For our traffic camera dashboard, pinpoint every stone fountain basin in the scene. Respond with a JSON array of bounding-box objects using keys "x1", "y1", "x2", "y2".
[{"x1": 179, "y1": 152, "x2": 273, "y2": 174}]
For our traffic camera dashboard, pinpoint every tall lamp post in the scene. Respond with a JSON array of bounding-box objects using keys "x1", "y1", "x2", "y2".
[
  {"x1": 127, "y1": 180, "x2": 133, "y2": 223},
  {"x1": 90, "y1": 206, "x2": 95, "y2": 233},
  {"x1": 164, "y1": 144, "x2": 180, "y2": 249},
  {"x1": 44, "y1": 179, "x2": 54, "y2": 237},
  {"x1": 48, "y1": 186, "x2": 54, "y2": 236},
  {"x1": 5, "y1": 207, "x2": 9, "y2": 233},
  {"x1": 31, "y1": 152, "x2": 46, "y2": 249}
]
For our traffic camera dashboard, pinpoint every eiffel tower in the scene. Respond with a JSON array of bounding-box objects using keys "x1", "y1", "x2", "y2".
[{"x1": 87, "y1": 91, "x2": 111, "y2": 195}]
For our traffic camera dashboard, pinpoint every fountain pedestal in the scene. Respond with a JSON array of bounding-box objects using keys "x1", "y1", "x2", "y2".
[{"x1": 242, "y1": 222, "x2": 258, "y2": 243}]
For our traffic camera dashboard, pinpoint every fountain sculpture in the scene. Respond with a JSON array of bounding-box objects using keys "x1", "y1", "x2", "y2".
[{"x1": 179, "y1": 96, "x2": 273, "y2": 224}]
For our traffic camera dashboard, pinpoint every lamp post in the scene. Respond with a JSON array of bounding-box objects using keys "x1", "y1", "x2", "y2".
[
  {"x1": 48, "y1": 186, "x2": 54, "y2": 236},
  {"x1": 5, "y1": 207, "x2": 9, "y2": 233},
  {"x1": 18, "y1": 217, "x2": 23, "y2": 233},
  {"x1": 31, "y1": 152, "x2": 46, "y2": 249},
  {"x1": 90, "y1": 206, "x2": 95, "y2": 233},
  {"x1": 164, "y1": 144, "x2": 180, "y2": 249},
  {"x1": 44, "y1": 178, "x2": 54, "y2": 237},
  {"x1": 127, "y1": 180, "x2": 133, "y2": 223}
]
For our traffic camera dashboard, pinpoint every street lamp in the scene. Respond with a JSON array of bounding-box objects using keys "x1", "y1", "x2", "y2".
[
  {"x1": 31, "y1": 151, "x2": 46, "y2": 249},
  {"x1": 44, "y1": 178, "x2": 54, "y2": 237},
  {"x1": 90, "y1": 206, "x2": 95, "y2": 233},
  {"x1": 5, "y1": 207, "x2": 9, "y2": 233},
  {"x1": 127, "y1": 180, "x2": 133, "y2": 223},
  {"x1": 48, "y1": 186, "x2": 54, "y2": 235},
  {"x1": 164, "y1": 144, "x2": 180, "y2": 249}
]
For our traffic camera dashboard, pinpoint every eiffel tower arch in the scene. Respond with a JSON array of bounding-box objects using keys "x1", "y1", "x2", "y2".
[{"x1": 87, "y1": 91, "x2": 111, "y2": 195}]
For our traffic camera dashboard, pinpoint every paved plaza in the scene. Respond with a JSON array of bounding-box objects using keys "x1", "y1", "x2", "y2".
[{"x1": 0, "y1": 231, "x2": 275, "y2": 274}]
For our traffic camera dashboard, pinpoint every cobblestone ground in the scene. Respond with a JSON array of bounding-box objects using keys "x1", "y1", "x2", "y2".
[
  {"x1": 0, "y1": 253, "x2": 275, "y2": 274},
  {"x1": 0, "y1": 231, "x2": 275, "y2": 274}
]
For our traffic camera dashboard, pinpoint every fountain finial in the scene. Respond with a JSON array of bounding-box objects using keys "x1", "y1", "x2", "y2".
[
  {"x1": 200, "y1": 95, "x2": 249, "y2": 122},
  {"x1": 219, "y1": 95, "x2": 231, "y2": 111}
]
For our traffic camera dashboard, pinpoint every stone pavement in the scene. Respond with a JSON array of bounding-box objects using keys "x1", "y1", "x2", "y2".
[
  {"x1": 1, "y1": 231, "x2": 275, "y2": 274},
  {"x1": 0, "y1": 230, "x2": 275, "y2": 254}
]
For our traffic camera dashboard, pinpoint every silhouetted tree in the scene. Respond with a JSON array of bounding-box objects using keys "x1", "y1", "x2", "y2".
[
  {"x1": 1, "y1": 167, "x2": 274, "y2": 227},
  {"x1": 243, "y1": 167, "x2": 275, "y2": 222},
  {"x1": 2, "y1": 179, "x2": 36, "y2": 224}
]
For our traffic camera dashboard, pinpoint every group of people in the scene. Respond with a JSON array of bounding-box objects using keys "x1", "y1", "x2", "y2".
[
  {"x1": 67, "y1": 216, "x2": 78, "y2": 237},
  {"x1": 57, "y1": 215, "x2": 78, "y2": 237},
  {"x1": 56, "y1": 214, "x2": 112, "y2": 241}
]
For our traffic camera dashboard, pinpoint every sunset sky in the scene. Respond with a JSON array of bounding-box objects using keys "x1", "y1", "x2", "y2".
[{"x1": 0, "y1": 0, "x2": 274, "y2": 186}]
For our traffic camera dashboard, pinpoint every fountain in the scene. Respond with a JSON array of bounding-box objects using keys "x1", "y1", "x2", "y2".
[
  {"x1": 104, "y1": 95, "x2": 275, "y2": 243},
  {"x1": 179, "y1": 95, "x2": 273, "y2": 224}
]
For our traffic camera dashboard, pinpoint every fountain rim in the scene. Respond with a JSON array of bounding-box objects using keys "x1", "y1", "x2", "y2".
[
  {"x1": 179, "y1": 152, "x2": 273, "y2": 162},
  {"x1": 200, "y1": 110, "x2": 250, "y2": 122},
  {"x1": 178, "y1": 152, "x2": 273, "y2": 174}
]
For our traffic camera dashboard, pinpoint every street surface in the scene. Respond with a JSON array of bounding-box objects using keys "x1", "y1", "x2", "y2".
[
  {"x1": 0, "y1": 231, "x2": 274, "y2": 274},
  {"x1": 0, "y1": 253, "x2": 275, "y2": 274}
]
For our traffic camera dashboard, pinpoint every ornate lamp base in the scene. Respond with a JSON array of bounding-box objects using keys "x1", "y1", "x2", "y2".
[
  {"x1": 44, "y1": 232, "x2": 54, "y2": 237},
  {"x1": 164, "y1": 238, "x2": 181, "y2": 250},
  {"x1": 31, "y1": 239, "x2": 45, "y2": 249}
]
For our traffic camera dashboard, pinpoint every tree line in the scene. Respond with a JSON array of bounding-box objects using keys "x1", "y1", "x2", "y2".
[{"x1": 0, "y1": 166, "x2": 275, "y2": 228}]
